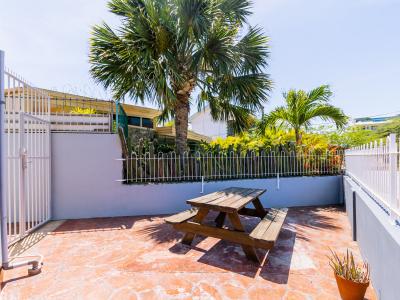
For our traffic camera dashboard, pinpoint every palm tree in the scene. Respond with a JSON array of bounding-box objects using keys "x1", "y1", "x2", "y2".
[
  {"x1": 89, "y1": 0, "x2": 272, "y2": 154},
  {"x1": 259, "y1": 85, "x2": 348, "y2": 145}
]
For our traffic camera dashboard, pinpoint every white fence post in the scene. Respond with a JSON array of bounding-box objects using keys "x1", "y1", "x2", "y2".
[
  {"x1": 389, "y1": 133, "x2": 398, "y2": 223},
  {"x1": 0, "y1": 50, "x2": 9, "y2": 264}
]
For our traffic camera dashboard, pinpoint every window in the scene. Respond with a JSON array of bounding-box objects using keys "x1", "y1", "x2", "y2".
[
  {"x1": 142, "y1": 118, "x2": 153, "y2": 128},
  {"x1": 127, "y1": 116, "x2": 154, "y2": 128},
  {"x1": 128, "y1": 116, "x2": 141, "y2": 126},
  {"x1": 227, "y1": 120, "x2": 235, "y2": 136}
]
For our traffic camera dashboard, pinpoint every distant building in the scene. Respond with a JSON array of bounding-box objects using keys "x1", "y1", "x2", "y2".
[
  {"x1": 351, "y1": 115, "x2": 399, "y2": 131},
  {"x1": 189, "y1": 106, "x2": 235, "y2": 140},
  {"x1": 5, "y1": 87, "x2": 211, "y2": 143}
]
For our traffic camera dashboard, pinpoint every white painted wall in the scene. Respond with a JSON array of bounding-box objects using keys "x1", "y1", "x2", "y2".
[
  {"x1": 344, "y1": 176, "x2": 400, "y2": 300},
  {"x1": 51, "y1": 133, "x2": 342, "y2": 220},
  {"x1": 189, "y1": 107, "x2": 228, "y2": 139}
]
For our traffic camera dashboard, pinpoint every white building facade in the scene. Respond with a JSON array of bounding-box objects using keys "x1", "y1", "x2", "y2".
[{"x1": 189, "y1": 106, "x2": 233, "y2": 140}]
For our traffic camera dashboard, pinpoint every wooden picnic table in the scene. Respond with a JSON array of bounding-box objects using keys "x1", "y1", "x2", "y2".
[{"x1": 165, "y1": 187, "x2": 288, "y2": 263}]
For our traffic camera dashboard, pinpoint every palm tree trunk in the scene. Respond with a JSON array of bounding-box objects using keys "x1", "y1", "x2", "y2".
[
  {"x1": 175, "y1": 93, "x2": 190, "y2": 154},
  {"x1": 295, "y1": 128, "x2": 302, "y2": 145}
]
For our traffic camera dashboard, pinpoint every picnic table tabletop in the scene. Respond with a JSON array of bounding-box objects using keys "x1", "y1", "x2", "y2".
[{"x1": 186, "y1": 187, "x2": 266, "y2": 213}]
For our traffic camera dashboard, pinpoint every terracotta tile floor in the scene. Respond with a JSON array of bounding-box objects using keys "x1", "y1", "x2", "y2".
[{"x1": 1, "y1": 206, "x2": 376, "y2": 300}]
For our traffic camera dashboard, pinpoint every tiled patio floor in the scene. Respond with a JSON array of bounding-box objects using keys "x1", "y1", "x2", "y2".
[{"x1": 1, "y1": 206, "x2": 376, "y2": 299}]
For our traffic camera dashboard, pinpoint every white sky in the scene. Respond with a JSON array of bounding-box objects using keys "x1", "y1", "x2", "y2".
[{"x1": 1, "y1": 0, "x2": 399, "y2": 119}]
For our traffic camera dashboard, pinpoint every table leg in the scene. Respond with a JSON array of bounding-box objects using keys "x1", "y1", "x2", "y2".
[
  {"x1": 215, "y1": 212, "x2": 226, "y2": 228},
  {"x1": 181, "y1": 208, "x2": 209, "y2": 245},
  {"x1": 227, "y1": 212, "x2": 260, "y2": 263},
  {"x1": 252, "y1": 197, "x2": 267, "y2": 218}
]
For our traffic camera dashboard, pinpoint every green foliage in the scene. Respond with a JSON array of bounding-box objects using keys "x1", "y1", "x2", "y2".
[
  {"x1": 376, "y1": 117, "x2": 400, "y2": 137},
  {"x1": 89, "y1": 0, "x2": 272, "y2": 153},
  {"x1": 329, "y1": 249, "x2": 370, "y2": 283},
  {"x1": 200, "y1": 129, "x2": 337, "y2": 153},
  {"x1": 259, "y1": 85, "x2": 348, "y2": 144},
  {"x1": 70, "y1": 107, "x2": 97, "y2": 114},
  {"x1": 328, "y1": 128, "x2": 378, "y2": 148},
  {"x1": 327, "y1": 118, "x2": 400, "y2": 148}
]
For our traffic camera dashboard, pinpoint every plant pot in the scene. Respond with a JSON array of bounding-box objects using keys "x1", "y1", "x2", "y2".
[{"x1": 334, "y1": 273, "x2": 369, "y2": 300}]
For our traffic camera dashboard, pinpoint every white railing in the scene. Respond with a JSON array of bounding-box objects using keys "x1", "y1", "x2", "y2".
[
  {"x1": 121, "y1": 150, "x2": 344, "y2": 183},
  {"x1": 50, "y1": 113, "x2": 112, "y2": 132},
  {"x1": 49, "y1": 96, "x2": 114, "y2": 133},
  {"x1": 345, "y1": 134, "x2": 400, "y2": 222}
]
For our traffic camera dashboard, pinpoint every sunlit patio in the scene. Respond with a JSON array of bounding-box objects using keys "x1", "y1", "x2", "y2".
[{"x1": 1, "y1": 206, "x2": 376, "y2": 299}]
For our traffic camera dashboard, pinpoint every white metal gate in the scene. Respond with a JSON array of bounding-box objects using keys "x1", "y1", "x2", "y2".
[{"x1": 2, "y1": 69, "x2": 51, "y2": 245}]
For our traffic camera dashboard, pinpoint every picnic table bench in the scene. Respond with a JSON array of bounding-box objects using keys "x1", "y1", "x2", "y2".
[{"x1": 165, "y1": 187, "x2": 288, "y2": 263}]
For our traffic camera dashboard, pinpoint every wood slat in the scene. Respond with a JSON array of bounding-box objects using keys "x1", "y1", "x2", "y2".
[
  {"x1": 187, "y1": 187, "x2": 241, "y2": 205},
  {"x1": 173, "y1": 221, "x2": 275, "y2": 250},
  {"x1": 250, "y1": 208, "x2": 288, "y2": 242},
  {"x1": 188, "y1": 187, "x2": 266, "y2": 213},
  {"x1": 250, "y1": 209, "x2": 279, "y2": 239},
  {"x1": 174, "y1": 221, "x2": 256, "y2": 247},
  {"x1": 185, "y1": 190, "x2": 227, "y2": 205},
  {"x1": 229, "y1": 189, "x2": 266, "y2": 211},
  {"x1": 262, "y1": 208, "x2": 288, "y2": 241},
  {"x1": 211, "y1": 188, "x2": 257, "y2": 208},
  {"x1": 205, "y1": 188, "x2": 255, "y2": 207},
  {"x1": 164, "y1": 208, "x2": 199, "y2": 224}
]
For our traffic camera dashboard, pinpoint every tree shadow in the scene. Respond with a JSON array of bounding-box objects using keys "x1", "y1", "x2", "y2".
[
  {"x1": 287, "y1": 206, "x2": 342, "y2": 242},
  {"x1": 133, "y1": 206, "x2": 343, "y2": 281},
  {"x1": 135, "y1": 211, "x2": 224, "y2": 244}
]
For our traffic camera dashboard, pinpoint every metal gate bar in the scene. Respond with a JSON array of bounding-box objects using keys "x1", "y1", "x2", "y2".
[{"x1": 2, "y1": 66, "x2": 51, "y2": 246}]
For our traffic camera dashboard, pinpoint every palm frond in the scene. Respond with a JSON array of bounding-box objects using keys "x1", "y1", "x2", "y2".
[
  {"x1": 217, "y1": 0, "x2": 252, "y2": 25},
  {"x1": 305, "y1": 105, "x2": 348, "y2": 129},
  {"x1": 235, "y1": 26, "x2": 269, "y2": 74},
  {"x1": 90, "y1": 0, "x2": 270, "y2": 151},
  {"x1": 261, "y1": 85, "x2": 348, "y2": 142}
]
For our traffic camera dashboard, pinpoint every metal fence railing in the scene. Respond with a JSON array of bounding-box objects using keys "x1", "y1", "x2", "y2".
[
  {"x1": 345, "y1": 133, "x2": 400, "y2": 222},
  {"x1": 120, "y1": 150, "x2": 344, "y2": 184},
  {"x1": 2, "y1": 66, "x2": 51, "y2": 246}
]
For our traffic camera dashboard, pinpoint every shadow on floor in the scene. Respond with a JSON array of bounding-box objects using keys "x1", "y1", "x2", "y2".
[
  {"x1": 1, "y1": 274, "x2": 31, "y2": 290},
  {"x1": 287, "y1": 206, "x2": 342, "y2": 242},
  {"x1": 259, "y1": 227, "x2": 296, "y2": 284},
  {"x1": 52, "y1": 216, "x2": 138, "y2": 234},
  {"x1": 9, "y1": 221, "x2": 65, "y2": 257},
  {"x1": 140, "y1": 206, "x2": 343, "y2": 281}
]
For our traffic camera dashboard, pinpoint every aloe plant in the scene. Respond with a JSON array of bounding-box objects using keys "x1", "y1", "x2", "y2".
[{"x1": 328, "y1": 249, "x2": 370, "y2": 283}]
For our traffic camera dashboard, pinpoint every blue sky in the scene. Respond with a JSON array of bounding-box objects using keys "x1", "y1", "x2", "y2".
[{"x1": 1, "y1": 0, "x2": 399, "y2": 119}]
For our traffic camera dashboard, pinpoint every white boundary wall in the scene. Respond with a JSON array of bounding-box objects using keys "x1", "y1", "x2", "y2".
[
  {"x1": 51, "y1": 133, "x2": 343, "y2": 220},
  {"x1": 344, "y1": 176, "x2": 400, "y2": 300}
]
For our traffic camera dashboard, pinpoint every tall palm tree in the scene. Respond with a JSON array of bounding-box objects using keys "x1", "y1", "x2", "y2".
[
  {"x1": 89, "y1": 0, "x2": 272, "y2": 154},
  {"x1": 259, "y1": 85, "x2": 348, "y2": 145}
]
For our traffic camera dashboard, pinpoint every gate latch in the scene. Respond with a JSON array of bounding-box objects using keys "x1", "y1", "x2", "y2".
[{"x1": 20, "y1": 148, "x2": 30, "y2": 169}]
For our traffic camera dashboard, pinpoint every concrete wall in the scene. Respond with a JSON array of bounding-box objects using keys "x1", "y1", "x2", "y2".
[
  {"x1": 51, "y1": 133, "x2": 342, "y2": 220},
  {"x1": 344, "y1": 176, "x2": 400, "y2": 300}
]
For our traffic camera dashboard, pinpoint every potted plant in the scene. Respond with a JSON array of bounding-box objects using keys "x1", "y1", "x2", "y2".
[{"x1": 329, "y1": 249, "x2": 370, "y2": 300}]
